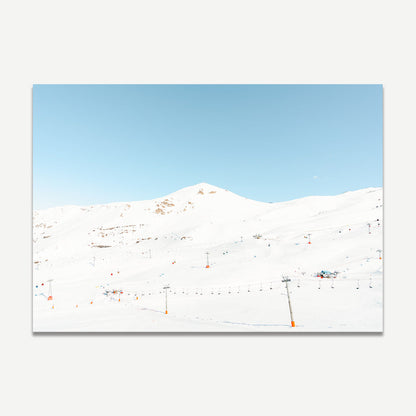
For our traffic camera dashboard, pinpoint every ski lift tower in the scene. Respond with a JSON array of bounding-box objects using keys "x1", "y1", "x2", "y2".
[
  {"x1": 163, "y1": 285, "x2": 170, "y2": 314},
  {"x1": 282, "y1": 276, "x2": 295, "y2": 327},
  {"x1": 47, "y1": 279, "x2": 54, "y2": 301}
]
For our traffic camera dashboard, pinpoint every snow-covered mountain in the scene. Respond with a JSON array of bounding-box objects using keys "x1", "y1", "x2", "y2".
[{"x1": 33, "y1": 183, "x2": 383, "y2": 332}]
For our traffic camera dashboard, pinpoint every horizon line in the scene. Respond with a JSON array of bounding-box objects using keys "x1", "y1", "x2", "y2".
[{"x1": 34, "y1": 183, "x2": 383, "y2": 212}]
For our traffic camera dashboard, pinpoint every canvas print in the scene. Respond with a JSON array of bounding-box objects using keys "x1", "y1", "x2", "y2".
[{"x1": 33, "y1": 84, "x2": 383, "y2": 332}]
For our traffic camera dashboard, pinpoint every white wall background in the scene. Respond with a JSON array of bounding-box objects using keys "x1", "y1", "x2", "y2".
[{"x1": 0, "y1": 1, "x2": 414, "y2": 415}]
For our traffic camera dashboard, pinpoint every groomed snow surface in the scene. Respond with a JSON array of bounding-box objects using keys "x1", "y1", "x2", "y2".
[{"x1": 33, "y1": 183, "x2": 383, "y2": 332}]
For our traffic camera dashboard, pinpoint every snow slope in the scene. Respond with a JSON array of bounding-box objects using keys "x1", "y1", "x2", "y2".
[{"x1": 33, "y1": 183, "x2": 383, "y2": 332}]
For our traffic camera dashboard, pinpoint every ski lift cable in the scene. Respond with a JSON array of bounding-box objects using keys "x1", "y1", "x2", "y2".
[{"x1": 113, "y1": 275, "x2": 378, "y2": 299}]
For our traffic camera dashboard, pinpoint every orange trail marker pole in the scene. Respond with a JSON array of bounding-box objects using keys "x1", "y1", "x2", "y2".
[
  {"x1": 282, "y1": 276, "x2": 295, "y2": 328},
  {"x1": 307, "y1": 233, "x2": 311, "y2": 244},
  {"x1": 377, "y1": 249, "x2": 382, "y2": 260},
  {"x1": 205, "y1": 251, "x2": 210, "y2": 268},
  {"x1": 47, "y1": 279, "x2": 54, "y2": 301}
]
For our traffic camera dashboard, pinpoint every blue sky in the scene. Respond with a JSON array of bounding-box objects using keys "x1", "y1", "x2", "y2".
[{"x1": 33, "y1": 84, "x2": 382, "y2": 209}]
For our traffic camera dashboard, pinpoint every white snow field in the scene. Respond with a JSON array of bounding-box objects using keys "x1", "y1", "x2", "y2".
[{"x1": 33, "y1": 183, "x2": 383, "y2": 332}]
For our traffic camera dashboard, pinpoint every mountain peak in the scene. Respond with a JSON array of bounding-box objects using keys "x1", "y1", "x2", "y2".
[
  {"x1": 187, "y1": 182, "x2": 224, "y2": 191},
  {"x1": 163, "y1": 183, "x2": 226, "y2": 200}
]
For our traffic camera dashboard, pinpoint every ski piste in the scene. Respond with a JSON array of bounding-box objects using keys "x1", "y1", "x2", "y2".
[{"x1": 33, "y1": 183, "x2": 383, "y2": 332}]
